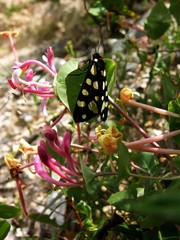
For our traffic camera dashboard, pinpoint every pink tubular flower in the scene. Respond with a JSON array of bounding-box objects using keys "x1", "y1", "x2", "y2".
[
  {"x1": 45, "y1": 47, "x2": 57, "y2": 74},
  {"x1": 9, "y1": 68, "x2": 54, "y2": 97},
  {"x1": 34, "y1": 126, "x2": 82, "y2": 186},
  {"x1": 0, "y1": 31, "x2": 19, "y2": 62},
  {"x1": 4, "y1": 36, "x2": 60, "y2": 117},
  {"x1": 40, "y1": 126, "x2": 80, "y2": 169},
  {"x1": 8, "y1": 65, "x2": 55, "y2": 115}
]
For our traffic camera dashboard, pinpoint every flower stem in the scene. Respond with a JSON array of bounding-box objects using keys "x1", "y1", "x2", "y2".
[
  {"x1": 128, "y1": 99, "x2": 179, "y2": 118},
  {"x1": 108, "y1": 96, "x2": 159, "y2": 148},
  {"x1": 125, "y1": 130, "x2": 180, "y2": 148}
]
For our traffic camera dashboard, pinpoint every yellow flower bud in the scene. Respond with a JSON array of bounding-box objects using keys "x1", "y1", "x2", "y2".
[
  {"x1": 96, "y1": 125, "x2": 123, "y2": 153},
  {"x1": 120, "y1": 88, "x2": 134, "y2": 103}
]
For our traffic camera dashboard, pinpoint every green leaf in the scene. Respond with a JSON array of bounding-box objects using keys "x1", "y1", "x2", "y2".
[
  {"x1": 0, "y1": 220, "x2": 10, "y2": 240},
  {"x1": 80, "y1": 159, "x2": 96, "y2": 195},
  {"x1": 83, "y1": 218, "x2": 97, "y2": 231},
  {"x1": 104, "y1": 58, "x2": 116, "y2": 95},
  {"x1": 132, "y1": 190, "x2": 180, "y2": 221},
  {"x1": 108, "y1": 190, "x2": 134, "y2": 205},
  {"x1": 161, "y1": 74, "x2": 177, "y2": 104},
  {"x1": 134, "y1": 152, "x2": 158, "y2": 174},
  {"x1": 109, "y1": 189, "x2": 180, "y2": 224},
  {"x1": 145, "y1": 1, "x2": 171, "y2": 39},
  {"x1": 54, "y1": 59, "x2": 78, "y2": 109},
  {"x1": 169, "y1": 0, "x2": 180, "y2": 25},
  {"x1": 168, "y1": 98, "x2": 180, "y2": 144},
  {"x1": 107, "y1": 189, "x2": 136, "y2": 212},
  {"x1": 76, "y1": 200, "x2": 92, "y2": 218},
  {"x1": 76, "y1": 201, "x2": 97, "y2": 231},
  {"x1": 117, "y1": 142, "x2": 130, "y2": 181},
  {"x1": 0, "y1": 203, "x2": 21, "y2": 219},
  {"x1": 173, "y1": 155, "x2": 180, "y2": 170},
  {"x1": 89, "y1": 6, "x2": 106, "y2": 17},
  {"x1": 66, "y1": 64, "x2": 88, "y2": 113}
]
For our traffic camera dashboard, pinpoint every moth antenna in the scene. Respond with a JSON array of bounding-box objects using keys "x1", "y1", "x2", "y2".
[
  {"x1": 97, "y1": 39, "x2": 101, "y2": 52},
  {"x1": 83, "y1": 34, "x2": 97, "y2": 53}
]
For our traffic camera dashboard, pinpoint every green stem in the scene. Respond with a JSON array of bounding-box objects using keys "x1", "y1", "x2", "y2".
[{"x1": 95, "y1": 171, "x2": 180, "y2": 181}]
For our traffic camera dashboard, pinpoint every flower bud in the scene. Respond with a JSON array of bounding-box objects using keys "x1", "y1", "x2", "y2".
[
  {"x1": 120, "y1": 88, "x2": 134, "y2": 103},
  {"x1": 40, "y1": 125, "x2": 57, "y2": 142},
  {"x1": 96, "y1": 125, "x2": 123, "y2": 153},
  {"x1": 38, "y1": 141, "x2": 49, "y2": 162}
]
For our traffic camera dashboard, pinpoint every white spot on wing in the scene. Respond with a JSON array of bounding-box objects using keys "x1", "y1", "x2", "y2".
[
  {"x1": 90, "y1": 65, "x2": 97, "y2": 75},
  {"x1": 102, "y1": 81, "x2": 105, "y2": 90},
  {"x1": 88, "y1": 101, "x2": 98, "y2": 114},
  {"x1": 101, "y1": 100, "x2": 108, "y2": 112},
  {"x1": 95, "y1": 96, "x2": 99, "y2": 101},
  {"x1": 93, "y1": 81, "x2": 98, "y2": 90},
  {"x1": 86, "y1": 78, "x2": 92, "y2": 85},
  {"x1": 101, "y1": 70, "x2": 106, "y2": 77},
  {"x1": 82, "y1": 89, "x2": 89, "y2": 96},
  {"x1": 77, "y1": 100, "x2": 86, "y2": 107}
]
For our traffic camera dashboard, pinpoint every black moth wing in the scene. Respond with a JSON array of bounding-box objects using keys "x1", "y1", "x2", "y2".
[{"x1": 73, "y1": 53, "x2": 108, "y2": 123}]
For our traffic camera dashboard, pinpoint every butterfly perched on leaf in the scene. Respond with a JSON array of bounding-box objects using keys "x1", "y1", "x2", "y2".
[
  {"x1": 70, "y1": 52, "x2": 108, "y2": 123},
  {"x1": 55, "y1": 51, "x2": 116, "y2": 123}
]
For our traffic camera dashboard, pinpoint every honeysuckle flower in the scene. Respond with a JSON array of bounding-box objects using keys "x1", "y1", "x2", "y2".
[
  {"x1": 4, "y1": 34, "x2": 59, "y2": 116},
  {"x1": 95, "y1": 125, "x2": 123, "y2": 153},
  {"x1": 0, "y1": 30, "x2": 19, "y2": 38},
  {"x1": 120, "y1": 87, "x2": 135, "y2": 103},
  {"x1": 8, "y1": 66, "x2": 55, "y2": 115},
  {"x1": 19, "y1": 139, "x2": 37, "y2": 156},
  {"x1": 4, "y1": 154, "x2": 28, "y2": 215},
  {"x1": 18, "y1": 126, "x2": 82, "y2": 182},
  {"x1": 9, "y1": 68, "x2": 54, "y2": 96},
  {"x1": 120, "y1": 88, "x2": 179, "y2": 118},
  {"x1": 0, "y1": 31, "x2": 19, "y2": 61},
  {"x1": 34, "y1": 140, "x2": 82, "y2": 187},
  {"x1": 40, "y1": 126, "x2": 80, "y2": 172},
  {"x1": 42, "y1": 46, "x2": 57, "y2": 74},
  {"x1": 4, "y1": 126, "x2": 84, "y2": 214},
  {"x1": 6, "y1": 45, "x2": 61, "y2": 116}
]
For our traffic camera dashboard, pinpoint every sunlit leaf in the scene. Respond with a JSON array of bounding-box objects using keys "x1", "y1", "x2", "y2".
[
  {"x1": 54, "y1": 59, "x2": 78, "y2": 109},
  {"x1": 104, "y1": 58, "x2": 116, "y2": 94},
  {"x1": 66, "y1": 64, "x2": 88, "y2": 113}
]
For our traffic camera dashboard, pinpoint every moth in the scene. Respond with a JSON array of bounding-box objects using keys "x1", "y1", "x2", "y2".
[{"x1": 73, "y1": 52, "x2": 108, "y2": 123}]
